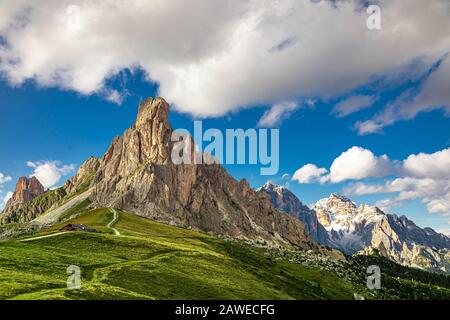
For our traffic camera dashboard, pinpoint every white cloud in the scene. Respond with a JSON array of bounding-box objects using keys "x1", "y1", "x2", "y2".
[
  {"x1": 343, "y1": 182, "x2": 387, "y2": 196},
  {"x1": 346, "y1": 177, "x2": 450, "y2": 216},
  {"x1": 257, "y1": 101, "x2": 298, "y2": 127},
  {"x1": 328, "y1": 146, "x2": 394, "y2": 183},
  {"x1": 354, "y1": 119, "x2": 385, "y2": 135},
  {"x1": 0, "y1": 172, "x2": 12, "y2": 185},
  {"x1": 403, "y1": 147, "x2": 450, "y2": 179},
  {"x1": 427, "y1": 195, "x2": 450, "y2": 216},
  {"x1": 295, "y1": 147, "x2": 450, "y2": 185},
  {"x1": 27, "y1": 161, "x2": 75, "y2": 189},
  {"x1": 296, "y1": 146, "x2": 450, "y2": 216},
  {"x1": 293, "y1": 164, "x2": 328, "y2": 184},
  {"x1": 332, "y1": 95, "x2": 377, "y2": 118},
  {"x1": 103, "y1": 88, "x2": 127, "y2": 105},
  {"x1": 346, "y1": 177, "x2": 449, "y2": 199},
  {"x1": 0, "y1": 0, "x2": 449, "y2": 118},
  {"x1": 356, "y1": 56, "x2": 450, "y2": 135},
  {"x1": 293, "y1": 146, "x2": 395, "y2": 184},
  {"x1": 438, "y1": 229, "x2": 450, "y2": 237}
]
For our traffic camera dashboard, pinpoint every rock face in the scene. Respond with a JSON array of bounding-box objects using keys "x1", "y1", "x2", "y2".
[
  {"x1": 64, "y1": 156, "x2": 100, "y2": 194},
  {"x1": 313, "y1": 193, "x2": 450, "y2": 273},
  {"x1": 80, "y1": 97, "x2": 316, "y2": 249},
  {"x1": 0, "y1": 176, "x2": 66, "y2": 225},
  {"x1": 257, "y1": 182, "x2": 329, "y2": 245},
  {"x1": 3, "y1": 176, "x2": 45, "y2": 213}
]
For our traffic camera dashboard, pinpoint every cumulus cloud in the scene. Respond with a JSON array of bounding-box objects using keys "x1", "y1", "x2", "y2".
[
  {"x1": 0, "y1": 0, "x2": 449, "y2": 118},
  {"x1": 295, "y1": 146, "x2": 450, "y2": 216},
  {"x1": 427, "y1": 195, "x2": 450, "y2": 216},
  {"x1": 328, "y1": 146, "x2": 394, "y2": 183},
  {"x1": 293, "y1": 146, "x2": 395, "y2": 184},
  {"x1": 257, "y1": 101, "x2": 298, "y2": 127},
  {"x1": 403, "y1": 147, "x2": 450, "y2": 179},
  {"x1": 0, "y1": 172, "x2": 12, "y2": 185},
  {"x1": 341, "y1": 148, "x2": 450, "y2": 216},
  {"x1": 345, "y1": 178, "x2": 450, "y2": 216},
  {"x1": 332, "y1": 95, "x2": 377, "y2": 118},
  {"x1": 27, "y1": 161, "x2": 75, "y2": 189},
  {"x1": 293, "y1": 164, "x2": 328, "y2": 184},
  {"x1": 296, "y1": 147, "x2": 450, "y2": 186}
]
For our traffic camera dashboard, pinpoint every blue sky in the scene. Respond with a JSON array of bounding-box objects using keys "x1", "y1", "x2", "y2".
[{"x1": 0, "y1": 0, "x2": 449, "y2": 234}]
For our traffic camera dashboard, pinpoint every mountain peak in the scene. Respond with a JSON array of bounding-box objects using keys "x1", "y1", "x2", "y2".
[
  {"x1": 259, "y1": 182, "x2": 285, "y2": 192},
  {"x1": 329, "y1": 193, "x2": 352, "y2": 203},
  {"x1": 258, "y1": 183, "x2": 330, "y2": 244},
  {"x1": 135, "y1": 97, "x2": 170, "y2": 127},
  {"x1": 3, "y1": 176, "x2": 45, "y2": 213},
  {"x1": 87, "y1": 99, "x2": 316, "y2": 249}
]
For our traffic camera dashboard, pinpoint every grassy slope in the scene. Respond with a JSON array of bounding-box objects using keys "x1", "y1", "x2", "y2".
[{"x1": 0, "y1": 209, "x2": 363, "y2": 300}]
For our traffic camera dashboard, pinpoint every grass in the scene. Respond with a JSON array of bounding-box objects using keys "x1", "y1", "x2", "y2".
[
  {"x1": 57, "y1": 198, "x2": 93, "y2": 222},
  {"x1": 0, "y1": 209, "x2": 364, "y2": 300}
]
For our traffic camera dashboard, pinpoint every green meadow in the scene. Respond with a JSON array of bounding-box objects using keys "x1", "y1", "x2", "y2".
[{"x1": 0, "y1": 208, "x2": 364, "y2": 300}]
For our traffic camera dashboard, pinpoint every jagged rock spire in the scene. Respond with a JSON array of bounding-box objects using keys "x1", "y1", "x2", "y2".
[
  {"x1": 3, "y1": 176, "x2": 44, "y2": 213},
  {"x1": 87, "y1": 97, "x2": 316, "y2": 249}
]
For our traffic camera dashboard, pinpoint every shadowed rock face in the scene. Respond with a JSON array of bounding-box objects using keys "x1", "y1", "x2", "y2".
[
  {"x1": 80, "y1": 97, "x2": 316, "y2": 249},
  {"x1": 3, "y1": 176, "x2": 45, "y2": 213},
  {"x1": 257, "y1": 182, "x2": 329, "y2": 245}
]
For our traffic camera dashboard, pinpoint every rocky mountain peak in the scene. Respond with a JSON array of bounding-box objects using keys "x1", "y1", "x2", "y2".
[
  {"x1": 135, "y1": 97, "x2": 170, "y2": 128},
  {"x1": 259, "y1": 182, "x2": 286, "y2": 193},
  {"x1": 258, "y1": 182, "x2": 305, "y2": 214},
  {"x1": 311, "y1": 192, "x2": 450, "y2": 273},
  {"x1": 330, "y1": 193, "x2": 352, "y2": 202},
  {"x1": 85, "y1": 97, "x2": 317, "y2": 249},
  {"x1": 315, "y1": 193, "x2": 358, "y2": 215},
  {"x1": 3, "y1": 176, "x2": 45, "y2": 213}
]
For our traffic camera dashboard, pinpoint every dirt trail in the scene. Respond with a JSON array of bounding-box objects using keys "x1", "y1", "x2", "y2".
[
  {"x1": 19, "y1": 231, "x2": 69, "y2": 242},
  {"x1": 107, "y1": 208, "x2": 120, "y2": 236}
]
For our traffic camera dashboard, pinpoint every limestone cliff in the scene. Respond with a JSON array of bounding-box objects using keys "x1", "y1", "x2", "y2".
[
  {"x1": 0, "y1": 176, "x2": 68, "y2": 224},
  {"x1": 3, "y1": 176, "x2": 45, "y2": 212},
  {"x1": 83, "y1": 97, "x2": 316, "y2": 248}
]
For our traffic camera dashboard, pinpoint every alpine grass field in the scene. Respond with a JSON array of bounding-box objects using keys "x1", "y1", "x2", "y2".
[{"x1": 0, "y1": 204, "x2": 449, "y2": 300}]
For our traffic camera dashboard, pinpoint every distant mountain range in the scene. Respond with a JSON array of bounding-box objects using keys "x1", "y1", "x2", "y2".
[{"x1": 259, "y1": 183, "x2": 450, "y2": 273}]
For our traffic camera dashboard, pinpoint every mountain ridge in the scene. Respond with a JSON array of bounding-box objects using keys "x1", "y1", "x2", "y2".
[
  {"x1": 257, "y1": 182, "x2": 329, "y2": 245},
  {"x1": 261, "y1": 183, "x2": 450, "y2": 273}
]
